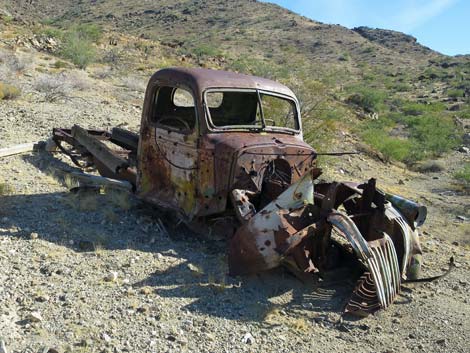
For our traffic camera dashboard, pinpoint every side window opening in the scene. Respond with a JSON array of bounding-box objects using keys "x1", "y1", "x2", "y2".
[{"x1": 151, "y1": 86, "x2": 196, "y2": 132}]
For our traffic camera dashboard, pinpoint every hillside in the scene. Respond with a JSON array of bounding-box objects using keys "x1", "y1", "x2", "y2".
[{"x1": 1, "y1": 0, "x2": 469, "y2": 164}]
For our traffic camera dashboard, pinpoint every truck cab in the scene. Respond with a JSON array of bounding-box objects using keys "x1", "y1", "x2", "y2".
[{"x1": 137, "y1": 67, "x2": 317, "y2": 221}]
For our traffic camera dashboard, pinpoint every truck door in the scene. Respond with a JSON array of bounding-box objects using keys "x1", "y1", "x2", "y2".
[{"x1": 137, "y1": 85, "x2": 199, "y2": 219}]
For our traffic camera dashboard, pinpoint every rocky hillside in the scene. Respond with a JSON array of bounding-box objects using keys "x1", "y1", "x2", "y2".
[{"x1": 1, "y1": 1, "x2": 468, "y2": 157}]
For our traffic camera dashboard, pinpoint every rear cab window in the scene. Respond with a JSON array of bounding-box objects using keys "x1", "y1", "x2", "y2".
[{"x1": 150, "y1": 86, "x2": 197, "y2": 133}]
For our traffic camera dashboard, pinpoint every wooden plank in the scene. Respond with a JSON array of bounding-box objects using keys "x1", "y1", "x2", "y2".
[
  {"x1": 0, "y1": 142, "x2": 42, "y2": 158},
  {"x1": 71, "y1": 125, "x2": 128, "y2": 174},
  {"x1": 65, "y1": 171, "x2": 133, "y2": 191}
]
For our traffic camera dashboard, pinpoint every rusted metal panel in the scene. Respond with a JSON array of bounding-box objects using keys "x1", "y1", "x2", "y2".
[{"x1": 228, "y1": 171, "x2": 424, "y2": 315}]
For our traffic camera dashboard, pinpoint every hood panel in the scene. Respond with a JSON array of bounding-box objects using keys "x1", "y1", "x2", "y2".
[{"x1": 199, "y1": 132, "x2": 316, "y2": 204}]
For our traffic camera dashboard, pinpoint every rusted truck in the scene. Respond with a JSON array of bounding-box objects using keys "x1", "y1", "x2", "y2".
[{"x1": 50, "y1": 67, "x2": 428, "y2": 316}]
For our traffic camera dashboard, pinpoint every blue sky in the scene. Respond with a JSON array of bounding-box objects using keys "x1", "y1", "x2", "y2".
[{"x1": 260, "y1": 0, "x2": 469, "y2": 56}]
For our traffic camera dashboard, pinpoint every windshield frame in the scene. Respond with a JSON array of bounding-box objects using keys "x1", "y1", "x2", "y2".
[{"x1": 203, "y1": 88, "x2": 301, "y2": 134}]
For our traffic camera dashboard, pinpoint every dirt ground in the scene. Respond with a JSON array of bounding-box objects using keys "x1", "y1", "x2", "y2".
[{"x1": 1, "y1": 44, "x2": 469, "y2": 353}]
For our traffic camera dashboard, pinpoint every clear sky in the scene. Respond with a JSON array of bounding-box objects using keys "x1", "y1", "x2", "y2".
[{"x1": 260, "y1": 0, "x2": 469, "y2": 56}]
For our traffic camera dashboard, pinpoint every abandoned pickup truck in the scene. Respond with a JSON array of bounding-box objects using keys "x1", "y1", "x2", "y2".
[{"x1": 49, "y1": 67, "x2": 427, "y2": 316}]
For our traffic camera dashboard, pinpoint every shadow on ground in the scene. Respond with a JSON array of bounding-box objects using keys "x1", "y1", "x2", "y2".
[{"x1": 0, "y1": 151, "x2": 365, "y2": 324}]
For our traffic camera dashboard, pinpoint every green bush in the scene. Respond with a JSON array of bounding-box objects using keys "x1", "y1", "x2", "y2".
[
  {"x1": 360, "y1": 109, "x2": 460, "y2": 163},
  {"x1": 61, "y1": 32, "x2": 96, "y2": 69},
  {"x1": 346, "y1": 86, "x2": 386, "y2": 112},
  {"x1": 0, "y1": 82, "x2": 21, "y2": 100},
  {"x1": 0, "y1": 182, "x2": 12, "y2": 195},
  {"x1": 362, "y1": 128, "x2": 414, "y2": 162},
  {"x1": 193, "y1": 44, "x2": 221, "y2": 58},
  {"x1": 447, "y1": 89, "x2": 465, "y2": 98},
  {"x1": 401, "y1": 102, "x2": 445, "y2": 116},
  {"x1": 406, "y1": 115, "x2": 460, "y2": 157},
  {"x1": 454, "y1": 163, "x2": 470, "y2": 187},
  {"x1": 53, "y1": 60, "x2": 68, "y2": 69},
  {"x1": 71, "y1": 23, "x2": 103, "y2": 42}
]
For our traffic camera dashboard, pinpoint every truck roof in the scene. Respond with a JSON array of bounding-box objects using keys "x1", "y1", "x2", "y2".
[{"x1": 150, "y1": 67, "x2": 297, "y2": 98}]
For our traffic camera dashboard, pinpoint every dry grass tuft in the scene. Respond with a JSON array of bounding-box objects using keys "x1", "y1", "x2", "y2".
[
  {"x1": 0, "y1": 81, "x2": 21, "y2": 100},
  {"x1": 0, "y1": 181, "x2": 13, "y2": 195}
]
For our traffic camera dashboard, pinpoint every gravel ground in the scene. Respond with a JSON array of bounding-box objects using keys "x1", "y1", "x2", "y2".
[{"x1": 1, "y1": 44, "x2": 469, "y2": 353}]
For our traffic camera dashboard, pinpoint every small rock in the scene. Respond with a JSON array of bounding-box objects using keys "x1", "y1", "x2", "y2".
[
  {"x1": 241, "y1": 332, "x2": 254, "y2": 344},
  {"x1": 104, "y1": 272, "x2": 118, "y2": 282},
  {"x1": 139, "y1": 287, "x2": 152, "y2": 295},
  {"x1": 166, "y1": 335, "x2": 177, "y2": 342},
  {"x1": 463, "y1": 133, "x2": 470, "y2": 146},
  {"x1": 436, "y1": 338, "x2": 446, "y2": 345},
  {"x1": 27, "y1": 312, "x2": 43, "y2": 323},
  {"x1": 0, "y1": 340, "x2": 8, "y2": 353},
  {"x1": 30, "y1": 232, "x2": 39, "y2": 240},
  {"x1": 35, "y1": 294, "x2": 50, "y2": 302},
  {"x1": 456, "y1": 215, "x2": 468, "y2": 221},
  {"x1": 458, "y1": 146, "x2": 470, "y2": 154},
  {"x1": 187, "y1": 263, "x2": 204, "y2": 277},
  {"x1": 101, "y1": 333, "x2": 111, "y2": 343},
  {"x1": 398, "y1": 179, "x2": 405, "y2": 185},
  {"x1": 136, "y1": 306, "x2": 149, "y2": 314}
]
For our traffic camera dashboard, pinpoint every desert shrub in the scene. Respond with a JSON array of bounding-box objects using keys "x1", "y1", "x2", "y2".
[
  {"x1": 362, "y1": 46, "x2": 375, "y2": 54},
  {"x1": 406, "y1": 115, "x2": 460, "y2": 157},
  {"x1": 37, "y1": 26, "x2": 63, "y2": 39},
  {"x1": 362, "y1": 128, "x2": 414, "y2": 162},
  {"x1": 93, "y1": 66, "x2": 112, "y2": 79},
  {"x1": 401, "y1": 101, "x2": 445, "y2": 116},
  {"x1": 101, "y1": 48, "x2": 121, "y2": 64},
  {"x1": 0, "y1": 182, "x2": 12, "y2": 195},
  {"x1": 346, "y1": 86, "x2": 386, "y2": 112},
  {"x1": 392, "y1": 82, "x2": 411, "y2": 92},
  {"x1": 447, "y1": 89, "x2": 465, "y2": 98},
  {"x1": 53, "y1": 60, "x2": 68, "y2": 69},
  {"x1": 61, "y1": 32, "x2": 96, "y2": 69},
  {"x1": 338, "y1": 53, "x2": 350, "y2": 61},
  {"x1": 0, "y1": 82, "x2": 21, "y2": 100},
  {"x1": 360, "y1": 109, "x2": 460, "y2": 163},
  {"x1": 34, "y1": 73, "x2": 71, "y2": 101},
  {"x1": 454, "y1": 163, "x2": 470, "y2": 187},
  {"x1": 59, "y1": 24, "x2": 101, "y2": 69},
  {"x1": 72, "y1": 23, "x2": 102, "y2": 42},
  {"x1": 193, "y1": 44, "x2": 221, "y2": 58},
  {"x1": 121, "y1": 76, "x2": 145, "y2": 92},
  {"x1": 0, "y1": 51, "x2": 30, "y2": 74},
  {"x1": 414, "y1": 160, "x2": 445, "y2": 173},
  {"x1": 457, "y1": 109, "x2": 470, "y2": 119}
]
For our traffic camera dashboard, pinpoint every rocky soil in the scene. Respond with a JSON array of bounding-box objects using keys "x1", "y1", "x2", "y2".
[{"x1": 1, "y1": 41, "x2": 469, "y2": 353}]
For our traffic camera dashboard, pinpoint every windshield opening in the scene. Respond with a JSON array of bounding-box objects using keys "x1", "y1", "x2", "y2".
[{"x1": 205, "y1": 90, "x2": 299, "y2": 131}]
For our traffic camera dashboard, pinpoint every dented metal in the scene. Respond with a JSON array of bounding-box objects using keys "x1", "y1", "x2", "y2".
[{"x1": 50, "y1": 67, "x2": 428, "y2": 316}]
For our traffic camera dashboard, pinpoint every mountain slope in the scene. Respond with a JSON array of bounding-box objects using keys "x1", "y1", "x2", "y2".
[{"x1": 1, "y1": 0, "x2": 469, "y2": 163}]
